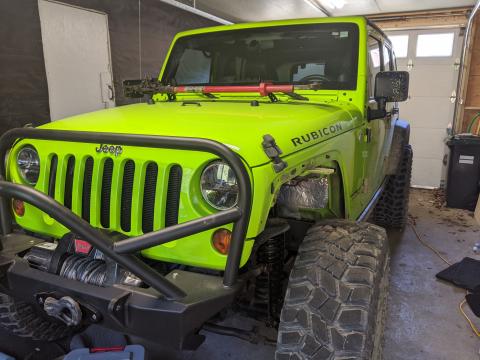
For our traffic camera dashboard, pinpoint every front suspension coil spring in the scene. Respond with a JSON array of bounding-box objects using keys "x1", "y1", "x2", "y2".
[
  {"x1": 255, "y1": 236, "x2": 284, "y2": 318},
  {"x1": 59, "y1": 254, "x2": 107, "y2": 287}
]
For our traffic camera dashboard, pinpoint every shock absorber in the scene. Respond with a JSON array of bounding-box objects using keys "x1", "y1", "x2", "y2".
[{"x1": 255, "y1": 235, "x2": 284, "y2": 323}]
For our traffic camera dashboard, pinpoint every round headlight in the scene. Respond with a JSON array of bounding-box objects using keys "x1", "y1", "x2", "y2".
[
  {"x1": 17, "y1": 146, "x2": 40, "y2": 185},
  {"x1": 200, "y1": 161, "x2": 238, "y2": 210}
]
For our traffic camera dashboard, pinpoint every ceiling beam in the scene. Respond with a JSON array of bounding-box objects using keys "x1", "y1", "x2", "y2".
[
  {"x1": 368, "y1": 6, "x2": 472, "y2": 30},
  {"x1": 159, "y1": 0, "x2": 233, "y2": 24},
  {"x1": 367, "y1": 6, "x2": 473, "y2": 22},
  {"x1": 303, "y1": 0, "x2": 331, "y2": 17}
]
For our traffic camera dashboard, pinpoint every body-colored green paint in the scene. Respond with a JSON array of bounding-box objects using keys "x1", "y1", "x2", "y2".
[{"x1": 7, "y1": 17, "x2": 391, "y2": 270}]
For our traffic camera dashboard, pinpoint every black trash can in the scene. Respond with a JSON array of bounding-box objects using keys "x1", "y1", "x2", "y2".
[{"x1": 446, "y1": 134, "x2": 480, "y2": 211}]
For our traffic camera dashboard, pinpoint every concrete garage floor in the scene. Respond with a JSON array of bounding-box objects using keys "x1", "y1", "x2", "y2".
[
  {"x1": 178, "y1": 188, "x2": 480, "y2": 360},
  {"x1": 1, "y1": 189, "x2": 479, "y2": 359},
  {"x1": 384, "y1": 188, "x2": 480, "y2": 360}
]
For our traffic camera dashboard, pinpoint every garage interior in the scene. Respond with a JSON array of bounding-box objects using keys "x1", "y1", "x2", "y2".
[{"x1": 1, "y1": 0, "x2": 480, "y2": 359}]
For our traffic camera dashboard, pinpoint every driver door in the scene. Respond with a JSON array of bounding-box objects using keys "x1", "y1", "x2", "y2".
[{"x1": 364, "y1": 34, "x2": 393, "y2": 194}]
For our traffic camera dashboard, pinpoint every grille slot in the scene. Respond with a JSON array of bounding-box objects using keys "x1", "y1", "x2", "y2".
[
  {"x1": 142, "y1": 162, "x2": 158, "y2": 233},
  {"x1": 165, "y1": 165, "x2": 182, "y2": 227},
  {"x1": 48, "y1": 155, "x2": 58, "y2": 198},
  {"x1": 120, "y1": 160, "x2": 135, "y2": 232},
  {"x1": 44, "y1": 153, "x2": 185, "y2": 235},
  {"x1": 82, "y1": 157, "x2": 94, "y2": 222},
  {"x1": 64, "y1": 157, "x2": 75, "y2": 209},
  {"x1": 100, "y1": 158, "x2": 114, "y2": 228}
]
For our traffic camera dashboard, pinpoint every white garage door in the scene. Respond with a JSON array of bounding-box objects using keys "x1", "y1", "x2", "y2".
[
  {"x1": 38, "y1": 0, "x2": 115, "y2": 121},
  {"x1": 387, "y1": 28, "x2": 463, "y2": 188}
]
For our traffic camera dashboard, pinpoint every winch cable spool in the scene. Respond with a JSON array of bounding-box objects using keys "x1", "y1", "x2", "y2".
[{"x1": 59, "y1": 254, "x2": 108, "y2": 287}]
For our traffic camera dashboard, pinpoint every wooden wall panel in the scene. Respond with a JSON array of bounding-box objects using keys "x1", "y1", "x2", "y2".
[{"x1": 461, "y1": 15, "x2": 480, "y2": 134}]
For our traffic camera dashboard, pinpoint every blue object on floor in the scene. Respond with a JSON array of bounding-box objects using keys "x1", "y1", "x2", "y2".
[
  {"x1": 63, "y1": 345, "x2": 145, "y2": 360},
  {"x1": 0, "y1": 353, "x2": 15, "y2": 360}
]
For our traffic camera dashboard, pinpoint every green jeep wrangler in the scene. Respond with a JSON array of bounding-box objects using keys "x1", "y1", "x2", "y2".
[{"x1": 0, "y1": 16, "x2": 412, "y2": 359}]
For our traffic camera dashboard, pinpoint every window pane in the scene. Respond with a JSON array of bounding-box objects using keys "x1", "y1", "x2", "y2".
[
  {"x1": 370, "y1": 47, "x2": 380, "y2": 68},
  {"x1": 389, "y1": 35, "x2": 409, "y2": 58},
  {"x1": 416, "y1": 33, "x2": 454, "y2": 57},
  {"x1": 175, "y1": 49, "x2": 211, "y2": 84},
  {"x1": 292, "y1": 63, "x2": 326, "y2": 81},
  {"x1": 368, "y1": 37, "x2": 381, "y2": 97},
  {"x1": 383, "y1": 45, "x2": 392, "y2": 70},
  {"x1": 163, "y1": 23, "x2": 360, "y2": 90}
]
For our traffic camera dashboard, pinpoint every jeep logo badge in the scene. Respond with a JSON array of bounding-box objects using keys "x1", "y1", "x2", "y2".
[{"x1": 96, "y1": 144, "x2": 123, "y2": 157}]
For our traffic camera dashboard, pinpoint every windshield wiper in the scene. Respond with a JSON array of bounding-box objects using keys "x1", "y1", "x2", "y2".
[{"x1": 283, "y1": 92, "x2": 309, "y2": 101}]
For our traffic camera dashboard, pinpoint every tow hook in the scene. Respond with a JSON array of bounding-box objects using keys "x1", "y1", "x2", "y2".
[{"x1": 43, "y1": 296, "x2": 82, "y2": 326}]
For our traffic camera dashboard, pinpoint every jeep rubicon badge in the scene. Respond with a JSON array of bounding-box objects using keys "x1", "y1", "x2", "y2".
[{"x1": 95, "y1": 144, "x2": 123, "y2": 157}]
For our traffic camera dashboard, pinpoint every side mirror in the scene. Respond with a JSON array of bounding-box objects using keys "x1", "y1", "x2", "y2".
[{"x1": 374, "y1": 71, "x2": 409, "y2": 102}]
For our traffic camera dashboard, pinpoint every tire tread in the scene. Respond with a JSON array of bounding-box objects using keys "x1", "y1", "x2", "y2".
[
  {"x1": 276, "y1": 220, "x2": 389, "y2": 360},
  {"x1": 0, "y1": 292, "x2": 70, "y2": 341},
  {"x1": 373, "y1": 145, "x2": 413, "y2": 229}
]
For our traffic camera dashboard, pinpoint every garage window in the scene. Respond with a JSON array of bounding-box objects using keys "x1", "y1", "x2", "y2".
[
  {"x1": 388, "y1": 35, "x2": 409, "y2": 58},
  {"x1": 416, "y1": 33, "x2": 455, "y2": 57}
]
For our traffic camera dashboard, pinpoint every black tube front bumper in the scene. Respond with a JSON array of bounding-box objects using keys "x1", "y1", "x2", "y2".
[
  {"x1": 0, "y1": 128, "x2": 252, "y2": 298},
  {"x1": 0, "y1": 233, "x2": 240, "y2": 349},
  {"x1": 0, "y1": 128, "x2": 253, "y2": 349}
]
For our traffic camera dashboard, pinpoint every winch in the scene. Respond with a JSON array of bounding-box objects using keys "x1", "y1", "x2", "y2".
[{"x1": 24, "y1": 233, "x2": 142, "y2": 288}]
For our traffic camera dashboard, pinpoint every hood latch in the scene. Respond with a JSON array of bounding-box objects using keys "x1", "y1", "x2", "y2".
[{"x1": 262, "y1": 134, "x2": 288, "y2": 173}]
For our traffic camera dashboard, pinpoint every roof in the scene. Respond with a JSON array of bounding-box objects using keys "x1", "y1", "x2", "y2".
[{"x1": 174, "y1": 16, "x2": 368, "y2": 38}]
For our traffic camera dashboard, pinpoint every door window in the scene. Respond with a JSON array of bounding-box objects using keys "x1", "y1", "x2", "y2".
[
  {"x1": 383, "y1": 45, "x2": 394, "y2": 71},
  {"x1": 416, "y1": 33, "x2": 455, "y2": 57},
  {"x1": 368, "y1": 36, "x2": 382, "y2": 97},
  {"x1": 388, "y1": 35, "x2": 409, "y2": 58}
]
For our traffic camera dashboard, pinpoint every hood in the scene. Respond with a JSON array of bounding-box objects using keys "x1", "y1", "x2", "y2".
[{"x1": 39, "y1": 101, "x2": 361, "y2": 167}]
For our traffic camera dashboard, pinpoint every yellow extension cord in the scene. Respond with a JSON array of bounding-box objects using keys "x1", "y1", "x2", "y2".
[{"x1": 409, "y1": 220, "x2": 480, "y2": 338}]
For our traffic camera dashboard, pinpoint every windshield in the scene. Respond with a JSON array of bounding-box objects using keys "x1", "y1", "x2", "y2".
[{"x1": 162, "y1": 23, "x2": 359, "y2": 91}]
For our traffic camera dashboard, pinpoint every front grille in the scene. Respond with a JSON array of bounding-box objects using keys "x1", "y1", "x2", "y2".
[
  {"x1": 121, "y1": 160, "x2": 135, "y2": 232},
  {"x1": 100, "y1": 159, "x2": 114, "y2": 228},
  {"x1": 142, "y1": 162, "x2": 158, "y2": 234},
  {"x1": 82, "y1": 157, "x2": 94, "y2": 222},
  {"x1": 165, "y1": 165, "x2": 182, "y2": 227},
  {"x1": 48, "y1": 155, "x2": 58, "y2": 198},
  {"x1": 64, "y1": 157, "x2": 75, "y2": 210},
  {"x1": 45, "y1": 154, "x2": 182, "y2": 235}
]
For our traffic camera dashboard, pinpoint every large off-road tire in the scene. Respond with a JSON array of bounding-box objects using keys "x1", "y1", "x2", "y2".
[
  {"x1": 276, "y1": 220, "x2": 389, "y2": 360},
  {"x1": 0, "y1": 292, "x2": 70, "y2": 341},
  {"x1": 373, "y1": 144, "x2": 413, "y2": 229}
]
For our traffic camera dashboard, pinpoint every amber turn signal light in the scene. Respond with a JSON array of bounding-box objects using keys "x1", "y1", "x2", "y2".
[
  {"x1": 212, "y1": 228, "x2": 232, "y2": 255},
  {"x1": 12, "y1": 198, "x2": 25, "y2": 217}
]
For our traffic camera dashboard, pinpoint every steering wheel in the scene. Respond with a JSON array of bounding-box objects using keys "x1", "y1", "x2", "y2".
[{"x1": 297, "y1": 74, "x2": 331, "y2": 83}]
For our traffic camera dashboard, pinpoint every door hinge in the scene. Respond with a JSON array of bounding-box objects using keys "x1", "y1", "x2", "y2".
[
  {"x1": 407, "y1": 59, "x2": 414, "y2": 71},
  {"x1": 454, "y1": 58, "x2": 461, "y2": 71},
  {"x1": 364, "y1": 128, "x2": 372, "y2": 143},
  {"x1": 362, "y1": 178, "x2": 369, "y2": 193},
  {"x1": 450, "y1": 90, "x2": 457, "y2": 104}
]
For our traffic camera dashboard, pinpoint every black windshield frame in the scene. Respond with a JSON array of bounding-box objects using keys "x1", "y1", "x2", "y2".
[{"x1": 161, "y1": 23, "x2": 360, "y2": 91}]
